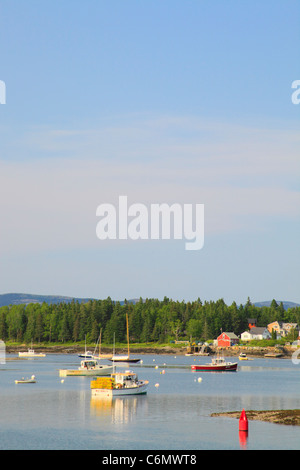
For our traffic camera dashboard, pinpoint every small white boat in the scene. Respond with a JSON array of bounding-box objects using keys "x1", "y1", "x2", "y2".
[
  {"x1": 78, "y1": 335, "x2": 93, "y2": 358},
  {"x1": 91, "y1": 370, "x2": 148, "y2": 397},
  {"x1": 15, "y1": 375, "x2": 36, "y2": 384},
  {"x1": 18, "y1": 348, "x2": 46, "y2": 358},
  {"x1": 78, "y1": 351, "x2": 93, "y2": 359},
  {"x1": 59, "y1": 359, "x2": 114, "y2": 377},
  {"x1": 239, "y1": 353, "x2": 248, "y2": 360}
]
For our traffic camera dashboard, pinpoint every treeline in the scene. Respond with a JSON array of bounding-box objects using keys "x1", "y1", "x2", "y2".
[{"x1": 0, "y1": 297, "x2": 299, "y2": 344}]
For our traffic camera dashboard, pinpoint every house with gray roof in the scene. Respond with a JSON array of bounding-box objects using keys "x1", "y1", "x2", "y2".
[{"x1": 241, "y1": 327, "x2": 271, "y2": 341}]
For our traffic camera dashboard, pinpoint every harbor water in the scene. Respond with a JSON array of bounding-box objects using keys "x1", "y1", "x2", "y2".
[{"x1": 0, "y1": 353, "x2": 300, "y2": 450}]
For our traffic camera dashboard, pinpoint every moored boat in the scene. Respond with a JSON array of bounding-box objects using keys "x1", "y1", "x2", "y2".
[
  {"x1": 19, "y1": 348, "x2": 46, "y2": 358},
  {"x1": 191, "y1": 355, "x2": 238, "y2": 372},
  {"x1": 109, "y1": 355, "x2": 140, "y2": 363},
  {"x1": 15, "y1": 375, "x2": 36, "y2": 384},
  {"x1": 78, "y1": 335, "x2": 93, "y2": 358},
  {"x1": 239, "y1": 353, "x2": 248, "y2": 360},
  {"x1": 59, "y1": 359, "x2": 114, "y2": 377},
  {"x1": 78, "y1": 351, "x2": 93, "y2": 359},
  {"x1": 91, "y1": 370, "x2": 148, "y2": 397},
  {"x1": 108, "y1": 315, "x2": 140, "y2": 363}
]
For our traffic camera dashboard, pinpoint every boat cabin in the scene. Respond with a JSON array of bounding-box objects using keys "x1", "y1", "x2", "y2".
[
  {"x1": 211, "y1": 356, "x2": 226, "y2": 365},
  {"x1": 81, "y1": 360, "x2": 99, "y2": 369},
  {"x1": 112, "y1": 371, "x2": 138, "y2": 387}
]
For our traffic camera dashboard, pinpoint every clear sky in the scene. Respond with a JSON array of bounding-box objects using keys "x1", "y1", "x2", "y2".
[{"x1": 0, "y1": 0, "x2": 299, "y2": 305}]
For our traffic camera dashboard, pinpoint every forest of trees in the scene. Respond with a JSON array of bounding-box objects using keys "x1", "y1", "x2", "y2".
[{"x1": 0, "y1": 297, "x2": 299, "y2": 345}]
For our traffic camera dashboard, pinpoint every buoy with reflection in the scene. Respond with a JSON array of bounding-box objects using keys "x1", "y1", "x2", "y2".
[{"x1": 239, "y1": 409, "x2": 249, "y2": 448}]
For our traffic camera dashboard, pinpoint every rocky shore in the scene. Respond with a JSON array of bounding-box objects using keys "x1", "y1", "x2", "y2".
[
  {"x1": 5, "y1": 345, "x2": 182, "y2": 355},
  {"x1": 211, "y1": 409, "x2": 300, "y2": 426},
  {"x1": 4, "y1": 343, "x2": 297, "y2": 358}
]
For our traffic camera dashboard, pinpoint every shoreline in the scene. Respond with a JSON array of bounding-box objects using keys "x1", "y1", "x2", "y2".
[
  {"x1": 4, "y1": 343, "x2": 296, "y2": 358},
  {"x1": 211, "y1": 409, "x2": 300, "y2": 426}
]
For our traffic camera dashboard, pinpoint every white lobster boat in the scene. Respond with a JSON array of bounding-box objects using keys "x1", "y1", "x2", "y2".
[
  {"x1": 91, "y1": 370, "x2": 148, "y2": 397},
  {"x1": 59, "y1": 359, "x2": 114, "y2": 377},
  {"x1": 18, "y1": 348, "x2": 46, "y2": 358}
]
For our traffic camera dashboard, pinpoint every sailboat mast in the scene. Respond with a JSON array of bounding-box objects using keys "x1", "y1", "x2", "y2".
[
  {"x1": 126, "y1": 314, "x2": 130, "y2": 358},
  {"x1": 99, "y1": 328, "x2": 102, "y2": 356}
]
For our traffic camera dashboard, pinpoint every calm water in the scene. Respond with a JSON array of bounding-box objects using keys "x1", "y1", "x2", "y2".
[{"x1": 0, "y1": 353, "x2": 300, "y2": 450}]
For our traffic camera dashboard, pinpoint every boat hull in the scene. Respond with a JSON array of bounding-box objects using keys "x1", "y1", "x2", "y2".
[
  {"x1": 19, "y1": 352, "x2": 46, "y2": 357},
  {"x1": 109, "y1": 357, "x2": 140, "y2": 363},
  {"x1": 91, "y1": 382, "x2": 148, "y2": 397},
  {"x1": 15, "y1": 379, "x2": 36, "y2": 384},
  {"x1": 59, "y1": 366, "x2": 114, "y2": 377},
  {"x1": 191, "y1": 363, "x2": 238, "y2": 372}
]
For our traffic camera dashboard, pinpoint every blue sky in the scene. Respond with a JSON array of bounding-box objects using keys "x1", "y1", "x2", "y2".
[{"x1": 0, "y1": 0, "x2": 299, "y2": 305}]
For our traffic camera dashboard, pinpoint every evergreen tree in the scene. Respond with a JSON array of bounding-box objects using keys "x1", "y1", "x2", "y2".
[{"x1": 0, "y1": 309, "x2": 8, "y2": 340}]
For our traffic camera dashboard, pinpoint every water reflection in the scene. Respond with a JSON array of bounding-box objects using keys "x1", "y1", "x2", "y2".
[
  {"x1": 1, "y1": 354, "x2": 300, "y2": 450},
  {"x1": 90, "y1": 395, "x2": 148, "y2": 425},
  {"x1": 239, "y1": 431, "x2": 248, "y2": 449}
]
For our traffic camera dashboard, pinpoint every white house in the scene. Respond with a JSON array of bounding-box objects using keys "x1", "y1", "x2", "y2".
[{"x1": 241, "y1": 327, "x2": 271, "y2": 341}]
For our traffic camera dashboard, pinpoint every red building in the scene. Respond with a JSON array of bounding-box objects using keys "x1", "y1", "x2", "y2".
[
  {"x1": 248, "y1": 318, "x2": 257, "y2": 329},
  {"x1": 217, "y1": 332, "x2": 239, "y2": 347}
]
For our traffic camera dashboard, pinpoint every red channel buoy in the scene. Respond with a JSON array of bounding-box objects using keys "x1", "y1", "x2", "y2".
[{"x1": 239, "y1": 408, "x2": 248, "y2": 431}]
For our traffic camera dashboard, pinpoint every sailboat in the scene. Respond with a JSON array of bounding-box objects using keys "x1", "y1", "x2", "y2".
[
  {"x1": 92, "y1": 328, "x2": 111, "y2": 360},
  {"x1": 78, "y1": 335, "x2": 93, "y2": 358},
  {"x1": 109, "y1": 314, "x2": 140, "y2": 363}
]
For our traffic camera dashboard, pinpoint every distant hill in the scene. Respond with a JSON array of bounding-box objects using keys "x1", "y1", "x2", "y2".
[
  {"x1": 0, "y1": 293, "x2": 142, "y2": 307},
  {"x1": 253, "y1": 300, "x2": 300, "y2": 309},
  {"x1": 0, "y1": 293, "x2": 299, "y2": 309},
  {"x1": 0, "y1": 293, "x2": 93, "y2": 307}
]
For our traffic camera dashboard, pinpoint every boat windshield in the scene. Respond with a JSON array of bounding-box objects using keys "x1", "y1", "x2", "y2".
[
  {"x1": 212, "y1": 356, "x2": 225, "y2": 364},
  {"x1": 82, "y1": 360, "x2": 97, "y2": 367}
]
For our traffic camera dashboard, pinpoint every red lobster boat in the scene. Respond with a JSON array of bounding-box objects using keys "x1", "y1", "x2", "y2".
[{"x1": 191, "y1": 355, "x2": 238, "y2": 372}]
